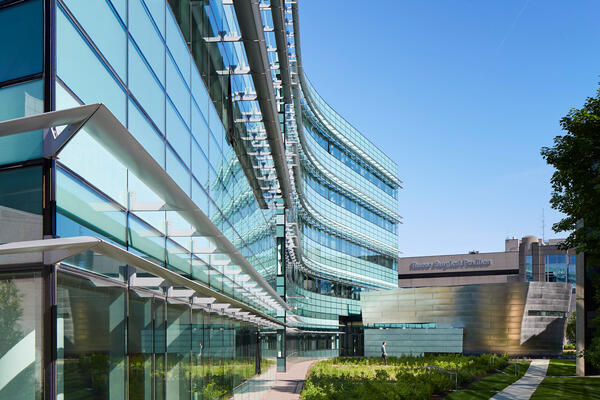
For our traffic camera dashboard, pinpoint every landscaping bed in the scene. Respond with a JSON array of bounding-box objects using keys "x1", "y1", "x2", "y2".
[{"x1": 300, "y1": 354, "x2": 520, "y2": 400}]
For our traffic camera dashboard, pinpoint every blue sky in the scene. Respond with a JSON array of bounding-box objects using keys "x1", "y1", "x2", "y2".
[{"x1": 298, "y1": 0, "x2": 600, "y2": 256}]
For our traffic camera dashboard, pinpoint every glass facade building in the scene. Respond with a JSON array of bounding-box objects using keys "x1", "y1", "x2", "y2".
[
  {"x1": 525, "y1": 253, "x2": 576, "y2": 285},
  {"x1": 283, "y1": 3, "x2": 400, "y2": 341},
  {"x1": 0, "y1": 0, "x2": 399, "y2": 398}
]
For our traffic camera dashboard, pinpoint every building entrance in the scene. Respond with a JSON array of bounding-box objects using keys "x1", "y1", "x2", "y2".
[{"x1": 340, "y1": 315, "x2": 364, "y2": 356}]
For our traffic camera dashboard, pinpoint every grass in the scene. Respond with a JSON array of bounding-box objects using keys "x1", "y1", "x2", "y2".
[
  {"x1": 546, "y1": 359, "x2": 576, "y2": 376},
  {"x1": 446, "y1": 361, "x2": 530, "y2": 400},
  {"x1": 531, "y1": 377, "x2": 600, "y2": 399}
]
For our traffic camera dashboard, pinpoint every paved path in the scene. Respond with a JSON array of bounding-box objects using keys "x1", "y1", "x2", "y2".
[
  {"x1": 263, "y1": 359, "x2": 316, "y2": 400},
  {"x1": 489, "y1": 359, "x2": 549, "y2": 400}
]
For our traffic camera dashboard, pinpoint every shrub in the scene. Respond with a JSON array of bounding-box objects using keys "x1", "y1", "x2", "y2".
[
  {"x1": 566, "y1": 312, "x2": 576, "y2": 345},
  {"x1": 301, "y1": 354, "x2": 509, "y2": 400}
]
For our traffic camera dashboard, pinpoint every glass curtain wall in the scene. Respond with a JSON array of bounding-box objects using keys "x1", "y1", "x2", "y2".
[
  {"x1": 52, "y1": 0, "x2": 278, "y2": 311},
  {"x1": 0, "y1": 265, "x2": 273, "y2": 400},
  {"x1": 128, "y1": 290, "x2": 156, "y2": 400},
  {"x1": 166, "y1": 302, "x2": 191, "y2": 400},
  {"x1": 0, "y1": 0, "x2": 45, "y2": 166},
  {"x1": 56, "y1": 271, "x2": 126, "y2": 400},
  {"x1": 0, "y1": 271, "x2": 44, "y2": 400},
  {"x1": 53, "y1": 267, "x2": 270, "y2": 400}
]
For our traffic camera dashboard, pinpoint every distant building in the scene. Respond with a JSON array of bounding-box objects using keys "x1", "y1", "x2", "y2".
[
  {"x1": 358, "y1": 235, "x2": 577, "y2": 357},
  {"x1": 398, "y1": 235, "x2": 576, "y2": 288}
]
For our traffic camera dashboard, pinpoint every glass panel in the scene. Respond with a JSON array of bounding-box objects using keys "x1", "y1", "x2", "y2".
[
  {"x1": 208, "y1": 105, "x2": 222, "y2": 152},
  {"x1": 0, "y1": 271, "x2": 43, "y2": 400},
  {"x1": 56, "y1": 167, "x2": 127, "y2": 246},
  {"x1": 192, "y1": 140, "x2": 209, "y2": 190},
  {"x1": 55, "y1": 80, "x2": 80, "y2": 110},
  {"x1": 0, "y1": 166, "x2": 42, "y2": 243},
  {"x1": 191, "y1": 259, "x2": 209, "y2": 286},
  {"x1": 166, "y1": 9, "x2": 190, "y2": 85},
  {"x1": 59, "y1": 128, "x2": 128, "y2": 207},
  {"x1": 128, "y1": 99, "x2": 166, "y2": 168},
  {"x1": 57, "y1": 272, "x2": 126, "y2": 400},
  {"x1": 129, "y1": 0, "x2": 165, "y2": 84},
  {"x1": 166, "y1": 54, "x2": 190, "y2": 127},
  {"x1": 145, "y1": 0, "x2": 165, "y2": 39},
  {"x1": 166, "y1": 147, "x2": 190, "y2": 196},
  {"x1": 57, "y1": 6, "x2": 126, "y2": 124},
  {"x1": 61, "y1": 0, "x2": 126, "y2": 80},
  {"x1": 0, "y1": 80, "x2": 43, "y2": 165},
  {"x1": 0, "y1": 80, "x2": 43, "y2": 121},
  {"x1": 166, "y1": 238, "x2": 190, "y2": 278},
  {"x1": 128, "y1": 290, "x2": 154, "y2": 400},
  {"x1": 191, "y1": 71, "x2": 209, "y2": 123},
  {"x1": 191, "y1": 179, "x2": 209, "y2": 216},
  {"x1": 109, "y1": 0, "x2": 126, "y2": 23},
  {"x1": 154, "y1": 298, "x2": 166, "y2": 400},
  {"x1": 206, "y1": 313, "x2": 227, "y2": 398},
  {"x1": 166, "y1": 303, "x2": 191, "y2": 400},
  {"x1": 208, "y1": 132, "x2": 221, "y2": 173},
  {"x1": 127, "y1": 171, "x2": 167, "y2": 235},
  {"x1": 191, "y1": 101, "x2": 209, "y2": 156},
  {"x1": 128, "y1": 214, "x2": 165, "y2": 265},
  {"x1": 0, "y1": 0, "x2": 42, "y2": 82},
  {"x1": 191, "y1": 309, "x2": 204, "y2": 400},
  {"x1": 167, "y1": 100, "x2": 191, "y2": 167},
  {"x1": 128, "y1": 40, "x2": 165, "y2": 133}
]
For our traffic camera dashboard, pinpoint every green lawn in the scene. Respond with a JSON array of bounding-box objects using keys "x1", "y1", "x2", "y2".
[
  {"x1": 545, "y1": 359, "x2": 576, "y2": 376},
  {"x1": 446, "y1": 362, "x2": 530, "y2": 400},
  {"x1": 531, "y1": 377, "x2": 600, "y2": 399}
]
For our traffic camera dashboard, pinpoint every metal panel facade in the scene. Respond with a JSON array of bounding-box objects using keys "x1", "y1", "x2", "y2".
[{"x1": 362, "y1": 282, "x2": 571, "y2": 355}]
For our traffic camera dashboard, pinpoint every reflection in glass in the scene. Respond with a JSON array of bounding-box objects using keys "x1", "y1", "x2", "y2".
[
  {"x1": 128, "y1": 290, "x2": 153, "y2": 400},
  {"x1": 57, "y1": 272, "x2": 126, "y2": 400},
  {"x1": 0, "y1": 166, "x2": 43, "y2": 243},
  {"x1": 0, "y1": 271, "x2": 43, "y2": 400},
  {"x1": 166, "y1": 302, "x2": 191, "y2": 400},
  {"x1": 0, "y1": 80, "x2": 44, "y2": 165}
]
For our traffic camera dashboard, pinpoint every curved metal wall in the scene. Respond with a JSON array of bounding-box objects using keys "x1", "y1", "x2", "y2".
[{"x1": 362, "y1": 282, "x2": 572, "y2": 356}]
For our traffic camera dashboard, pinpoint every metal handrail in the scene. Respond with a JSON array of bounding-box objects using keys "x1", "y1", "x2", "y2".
[
  {"x1": 490, "y1": 355, "x2": 520, "y2": 377},
  {"x1": 426, "y1": 365, "x2": 458, "y2": 391}
]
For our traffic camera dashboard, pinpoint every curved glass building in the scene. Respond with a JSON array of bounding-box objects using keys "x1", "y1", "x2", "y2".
[
  {"x1": 281, "y1": 4, "x2": 401, "y2": 344},
  {"x1": 0, "y1": 0, "x2": 399, "y2": 398}
]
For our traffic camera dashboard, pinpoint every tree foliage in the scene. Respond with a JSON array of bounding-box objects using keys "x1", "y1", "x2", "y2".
[
  {"x1": 566, "y1": 311, "x2": 577, "y2": 345},
  {"x1": 541, "y1": 88, "x2": 600, "y2": 255},
  {"x1": 0, "y1": 280, "x2": 23, "y2": 356},
  {"x1": 542, "y1": 88, "x2": 600, "y2": 370}
]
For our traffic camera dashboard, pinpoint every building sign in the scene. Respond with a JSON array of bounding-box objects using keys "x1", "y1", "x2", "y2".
[{"x1": 409, "y1": 259, "x2": 492, "y2": 271}]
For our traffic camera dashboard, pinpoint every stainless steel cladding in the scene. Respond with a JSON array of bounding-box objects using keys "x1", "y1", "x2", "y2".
[{"x1": 361, "y1": 281, "x2": 572, "y2": 356}]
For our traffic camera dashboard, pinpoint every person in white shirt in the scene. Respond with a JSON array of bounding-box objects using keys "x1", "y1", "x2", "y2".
[{"x1": 381, "y1": 341, "x2": 387, "y2": 365}]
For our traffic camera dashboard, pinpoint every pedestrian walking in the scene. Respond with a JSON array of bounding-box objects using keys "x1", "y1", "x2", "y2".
[{"x1": 381, "y1": 341, "x2": 387, "y2": 365}]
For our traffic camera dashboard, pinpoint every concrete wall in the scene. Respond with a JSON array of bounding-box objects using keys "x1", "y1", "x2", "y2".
[
  {"x1": 398, "y1": 273, "x2": 520, "y2": 288},
  {"x1": 398, "y1": 251, "x2": 519, "y2": 288},
  {"x1": 364, "y1": 328, "x2": 463, "y2": 357}
]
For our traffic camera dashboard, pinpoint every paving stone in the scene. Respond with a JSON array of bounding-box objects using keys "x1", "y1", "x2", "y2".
[{"x1": 490, "y1": 359, "x2": 549, "y2": 400}]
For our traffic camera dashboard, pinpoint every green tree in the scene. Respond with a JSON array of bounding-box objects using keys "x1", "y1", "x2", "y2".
[
  {"x1": 540, "y1": 88, "x2": 600, "y2": 256},
  {"x1": 541, "y1": 87, "x2": 600, "y2": 370},
  {"x1": 566, "y1": 312, "x2": 576, "y2": 345},
  {"x1": 0, "y1": 279, "x2": 24, "y2": 356}
]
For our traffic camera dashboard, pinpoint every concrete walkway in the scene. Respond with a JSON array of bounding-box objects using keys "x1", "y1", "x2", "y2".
[
  {"x1": 262, "y1": 359, "x2": 316, "y2": 400},
  {"x1": 489, "y1": 359, "x2": 549, "y2": 400}
]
